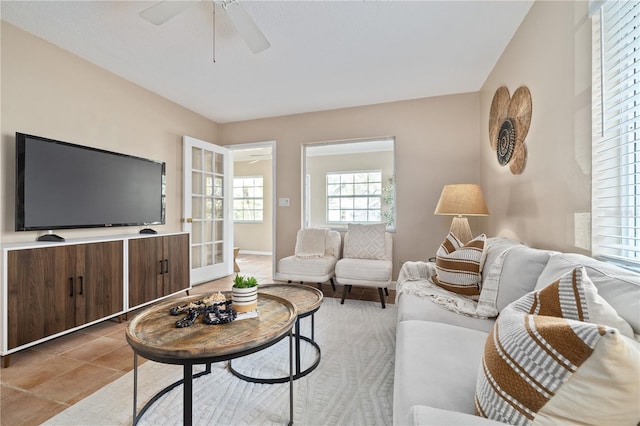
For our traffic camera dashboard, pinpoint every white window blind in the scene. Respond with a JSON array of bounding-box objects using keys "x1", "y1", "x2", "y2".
[{"x1": 592, "y1": 0, "x2": 640, "y2": 269}]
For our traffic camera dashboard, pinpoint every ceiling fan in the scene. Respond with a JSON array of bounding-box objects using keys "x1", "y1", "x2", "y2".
[{"x1": 139, "y1": 0, "x2": 270, "y2": 54}]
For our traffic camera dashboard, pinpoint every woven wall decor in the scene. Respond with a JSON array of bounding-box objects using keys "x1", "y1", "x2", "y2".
[{"x1": 489, "y1": 86, "x2": 532, "y2": 174}]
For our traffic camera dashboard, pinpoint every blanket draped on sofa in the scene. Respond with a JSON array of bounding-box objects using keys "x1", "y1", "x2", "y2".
[{"x1": 396, "y1": 247, "x2": 515, "y2": 319}]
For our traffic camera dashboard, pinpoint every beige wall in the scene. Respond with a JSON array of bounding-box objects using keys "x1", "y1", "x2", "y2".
[
  {"x1": 233, "y1": 159, "x2": 273, "y2": 253},
  {"x1": 306, "y1": 151, "x2": 394, "y2": 228},
  {"x1": 219, "y1": 94, "x2": 482, "y2": 277},
  {"x1": 0, "y1": 22, "x2": 219, "y2": 244},
  {"x1": 479, "y1": 0, "x2": 592, "y2": 254}
]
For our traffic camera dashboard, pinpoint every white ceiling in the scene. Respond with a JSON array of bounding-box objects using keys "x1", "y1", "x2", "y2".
[{"x1": 1, "y1": 0, "x2": 533, "y2": 124}]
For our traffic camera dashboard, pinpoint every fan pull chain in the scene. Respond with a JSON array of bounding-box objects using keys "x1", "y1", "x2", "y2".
[{"x1": 212, "y1": 2, "x2": 216, "y2": 63}]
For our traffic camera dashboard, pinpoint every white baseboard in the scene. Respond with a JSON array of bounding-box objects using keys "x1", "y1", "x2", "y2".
[{"x1": 238, "y1": 250, "x2": 272, "y2": 256}]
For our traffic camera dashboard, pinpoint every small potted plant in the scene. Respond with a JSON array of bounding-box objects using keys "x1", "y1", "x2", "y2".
[{"x1": 231, "y1": 274, "x2": 259, "y2": 313}]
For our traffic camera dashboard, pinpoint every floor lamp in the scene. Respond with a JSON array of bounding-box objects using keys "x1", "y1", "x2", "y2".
[{"x1": 434, "y1": 184, "x2": 489, "y2": 244}]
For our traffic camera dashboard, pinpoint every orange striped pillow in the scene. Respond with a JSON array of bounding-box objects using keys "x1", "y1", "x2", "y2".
[
  {"x1": 475, "y1": 267, "x2": 640, "y2": 424},
  {"x1": 475, "y1": 307, "x2": 639, "y2": 425},
  {"x1": 431, "y1": 233, "x2": 486, "y2": 301},
  {"x1": 511, "y1": 266, "x2": 634, "y2": 338}
]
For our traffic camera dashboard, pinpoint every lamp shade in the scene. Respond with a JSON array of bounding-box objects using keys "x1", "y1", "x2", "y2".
[{"x1": 434, "y1": 184, "x2": 489, "y2": 216}]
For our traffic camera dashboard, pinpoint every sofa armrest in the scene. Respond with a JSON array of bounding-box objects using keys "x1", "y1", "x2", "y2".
[{"x1": 409, "y1": 406, "x2": 506, "y2": 426}]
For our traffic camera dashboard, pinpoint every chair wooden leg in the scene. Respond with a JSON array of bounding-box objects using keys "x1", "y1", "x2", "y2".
[
  {"x1": 341, "y1": 285, "x2": 351, "y2": 304},
  {"x1": 317, "y1": 283, "x2": 322, "y2": 290},
  {"x1": 330, "y1": 277, "x2": 336, "y2": 291},
  {"x1": 378, "y1": 287, "x2": 386, "y2": 309},
  {"x1": 384, "y1": 287, "x2": 389, "y2": 296},
  {"x1": 288, "y1": 280, "x2": 292, "y2": 283}
]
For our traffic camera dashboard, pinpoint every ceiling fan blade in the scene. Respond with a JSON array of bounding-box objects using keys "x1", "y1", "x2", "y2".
[
  {"x1": 139, "y1": 1, "x2": 196, "y2": 26},
  {"x1": 223, "y1": 0, "x2": 270, "y2": 53}
]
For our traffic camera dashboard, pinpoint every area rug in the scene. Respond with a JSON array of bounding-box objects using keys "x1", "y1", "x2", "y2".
[{"x1": 45, "y1": 297, "x2": 397, "y2": 425}]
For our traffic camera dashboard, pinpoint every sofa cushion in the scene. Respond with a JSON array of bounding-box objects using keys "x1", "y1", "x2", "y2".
[
  {"x1": 474, "y1": 305, "x2": 640, "y2": 425},
  {"x1": 480, "y1": 238, "x2": 524, "y2": 283},
  {"x1": 493, "y1": 245, "x2": 551, "y2": 311},
  {"x1": 516, "y1": 266, "x2": 634, "y2": 338},
  {"x1": 432, "y1": 233, "x2": 486, "y2": 301},
  {"x1": 343, "y1": 223, "x2": 386, "y2": 260},
  {"x1": 396, "y1": 292, "x2": 495, "y2": 332},
  {"x1": 409, "y1": 406, "x2": 506, "y2": 426},
  {"x1": 335, "y1": 257, "x2": 392, "y2": 283},
  {"x1": 277, "y1": 255, "x2": 337, "y2": 278},
  {"x1": 394, "y1": 320, "x2": 489, "y2": 426},
  {"x1": 535, "y1": 253, "x2": 640, "y2": 334}
]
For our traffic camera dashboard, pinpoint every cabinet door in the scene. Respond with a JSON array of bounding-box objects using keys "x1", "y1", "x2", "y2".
[
  {"x1": 6, "y1": 246, "x2": 75, "y2": 349},
  {"x1": 128, "y1": 237, "x2": 163, "y2": 307},
  {"x1": 76, "y1": 241, "x2": 123, "y2": 325},
  {"x1": 163, "y1": 234, "x2": 190, "y2": 296}
]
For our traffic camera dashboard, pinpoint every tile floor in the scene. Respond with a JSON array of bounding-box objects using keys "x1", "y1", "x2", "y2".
[{"x1": 0, "y1": 254, "x2": 395, "y2": 425}]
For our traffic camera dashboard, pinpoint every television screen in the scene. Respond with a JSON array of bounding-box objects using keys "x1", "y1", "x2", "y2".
[{"x1": 16, "y1": 132, "x2": 166, "y2": 232}]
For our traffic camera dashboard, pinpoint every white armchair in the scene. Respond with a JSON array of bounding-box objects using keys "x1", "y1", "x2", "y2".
[
  {"x1": 335, "y1": 224, "x2": 393, "y2": 308},
  {"x1": 277, "y1": 228, "x2": 341, "y2": 290}
]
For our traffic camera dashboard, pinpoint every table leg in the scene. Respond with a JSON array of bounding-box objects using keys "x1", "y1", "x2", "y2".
[
  {"x1": 289, "y1": 329, "x2": 294, "y2": 426},
  {"x1": 295, "y1": 317, "x2": 301, "y2": 375},
  {"x1": 133, "y1": 353, "x2": 138, "y2": 425},
  {"x1": 184, "y1": 364, "x2": 193, "y2": 426},
  {"x1": 311, "y1": 313, "x2": 315, "y2": 341}
]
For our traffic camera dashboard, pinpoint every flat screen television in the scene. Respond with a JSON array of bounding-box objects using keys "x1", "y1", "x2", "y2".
[{"x1": 16, "y1": 132, "x2": 166, "y2": 238}]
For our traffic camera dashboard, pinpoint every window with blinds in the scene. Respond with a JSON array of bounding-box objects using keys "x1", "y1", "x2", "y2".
[{"x1": 591, "y1": 0, "x2": 639, "y2": 270}]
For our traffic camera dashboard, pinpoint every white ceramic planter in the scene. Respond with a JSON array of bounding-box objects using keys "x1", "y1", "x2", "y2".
[{"x1": 231, "y1": 286, "x2": 258, "y2": 313}]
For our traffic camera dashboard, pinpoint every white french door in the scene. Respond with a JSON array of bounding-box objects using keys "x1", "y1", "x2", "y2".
[{"x1": 183, "y1": 136, "x2": 234, "y2": 285}]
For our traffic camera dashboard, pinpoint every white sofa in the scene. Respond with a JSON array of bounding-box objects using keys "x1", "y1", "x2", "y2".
[{"x1": 393, "y1": 238, "x2": 640, "y2": 425}]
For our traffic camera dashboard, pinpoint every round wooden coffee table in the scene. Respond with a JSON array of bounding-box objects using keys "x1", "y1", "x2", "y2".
[
  {"x1": 126, "y1": 292, "x2": 297, "y2": 426},
  {"x1": 229, "y1": 284, "x2": 323, "y2": 383}
]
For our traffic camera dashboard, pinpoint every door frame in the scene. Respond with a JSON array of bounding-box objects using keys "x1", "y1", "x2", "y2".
[{"x1": 225, "y1": 140, "x2": 277, "y2": 280}]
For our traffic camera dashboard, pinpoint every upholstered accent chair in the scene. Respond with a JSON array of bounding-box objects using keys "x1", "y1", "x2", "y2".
[
  {"x1": 277, "y1": 228, "x2": 341, "y2": 290},
  {"x1": 335, "y1": 223, "x2": 393, "y2": 308}
]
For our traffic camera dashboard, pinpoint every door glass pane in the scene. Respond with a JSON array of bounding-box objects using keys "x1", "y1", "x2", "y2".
[
  {"x1": 215, "y1": 221, "x2": 223, "y2": 241},
  {"x1": 215, "y1": 153, "x2": 224, "y2": 174},
  {"x1": 214, "y1": 242, "x2": 223, "y2": 263},
  {"x1": 192, "y1": 222, "x2": 202, "y2": 244},
  {"x1": 205, "y1": 175, "x2": 214, "y2": 196},
  {"x1": 205, "y1": 198, "x2": 214, "y2": 219},
  {"x1": 215, "y1": 200, "x2": 223, "y2": 219},
  {"x1": 192, "y1": 197, "x2": 202, "y2": 219},
  {"x1": 204, "y1": 151, "x2": 213, "y2": 173},
  {"x1": 192, "y1": 246, "x2": 202, "y2": 268},
  {"x1": 192, "y1": 172, "x2": 202, "y2": 194},
  {"x1": 204, "y1": 221, "x2": 213, "y2": 243},
  {"x1": 214, "y1": 177, "x2": 223, "y2": 197},
  {"x1": 204, "y1": 243, "x2": 214, "y2": 266},
  {"x1": 192, "y1": 148, "x2": 202, "y2": 170}
]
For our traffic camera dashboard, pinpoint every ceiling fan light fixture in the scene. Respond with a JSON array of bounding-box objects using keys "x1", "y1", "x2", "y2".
[{"x1": 222, "y1": 0, "x2": 270, "y2": 53}]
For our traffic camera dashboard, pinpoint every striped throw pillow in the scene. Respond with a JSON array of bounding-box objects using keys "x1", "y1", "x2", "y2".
[
  {"x1": 431, "y1": 233, "x2": 486, "y2": 301},
  {"x1": 511, "y1": 266, "x2": 634, "y2": 338},
  {"x1": 474, "y1": 267, "x2": 640, "y2": 425}
]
